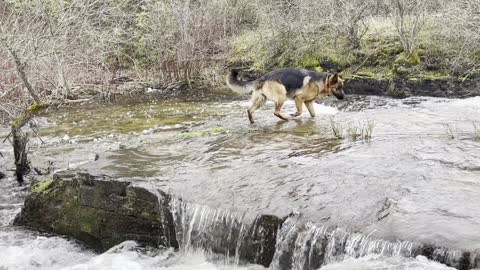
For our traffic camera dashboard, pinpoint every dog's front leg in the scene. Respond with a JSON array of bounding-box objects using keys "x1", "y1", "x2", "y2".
[{"x1": 291, "y1": 96, "x2": 303, "y2": 117}]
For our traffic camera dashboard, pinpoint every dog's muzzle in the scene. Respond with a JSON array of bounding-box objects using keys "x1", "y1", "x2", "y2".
[{"x1": 332, "y1": 89, "x2": 345, "y2": 100}]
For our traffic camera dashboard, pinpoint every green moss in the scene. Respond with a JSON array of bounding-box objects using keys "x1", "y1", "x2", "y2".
[
  {"x1": 299, "y1": 55, "x2": 320, "y2": 68},
  {"x1": 391, "y1": 52, "x2": 421, "y2": 78},
  {"x1": 78, "y1": 208, "x2": 99, "y2": 235},
  {"x1": 26, "y1": 103, "x2": 49, "y2": 114},
  {"x1": 361, "y1": 36, "x2": 403, "y2": 67},
  {"x1": 30, "y1": 179, "x2": 54, "y2": 193},
  {"x1": 352, "y1": 71, "x2": 377, "y2": 79},
  {"x1": 179, "y1": 127, "x2": 226, "y2": 139},
  {"x1": 80, "y1": 221, "x2": 94, "y2": 234},
  {"x1": 418, "y1": 72, "x2": 451, "y2": 80},
  {"x1": 12, "y1": 103, "x2": 49, "y2": 128},
  {"x1": 40, "y1": 102, "x2": 208, "y2": 138},
  {"x1": 11, "y1": 118, "x2": 21, "y2": 129},
  {"x1": 407, "y1": 51, "x2": 420, "y2": 65}
]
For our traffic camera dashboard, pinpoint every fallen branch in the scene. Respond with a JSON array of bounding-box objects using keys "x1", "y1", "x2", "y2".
[{"x1": 63, "y1": 98, "x2": 92, "y2": 104}]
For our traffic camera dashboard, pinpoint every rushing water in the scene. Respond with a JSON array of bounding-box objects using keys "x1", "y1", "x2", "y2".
[{"x1": 1, "y1": 95, "x2": 479, "y2": 269}]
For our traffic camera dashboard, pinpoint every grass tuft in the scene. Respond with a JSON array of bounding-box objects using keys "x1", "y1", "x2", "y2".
[{"x1": 329, "y1": 118, "x2": 344, "y2": 139}]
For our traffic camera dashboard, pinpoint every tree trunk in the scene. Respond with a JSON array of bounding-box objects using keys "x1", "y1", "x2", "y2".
[{"x1": 12, "y1": 128, "x2": 30, "y2": 184}]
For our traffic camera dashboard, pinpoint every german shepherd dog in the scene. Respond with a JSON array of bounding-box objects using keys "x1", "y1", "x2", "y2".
[{"x1": 227, "y1": 68, "x2": 345, "y2": 123}]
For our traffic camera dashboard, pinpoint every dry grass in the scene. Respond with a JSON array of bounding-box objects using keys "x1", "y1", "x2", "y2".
[
  {"x1": 347, "y1": 119, "x2": 376, "y2": 141},
  {"x1": 474, "y1": 123, "x2": 480, "y2": 141},
  {"x1": 329, "y1": 118, "x2": 344, "y2": 139}
]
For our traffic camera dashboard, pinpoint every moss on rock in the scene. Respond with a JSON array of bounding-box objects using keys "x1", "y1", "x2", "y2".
[{"x1": 30, "y1": 178, "x2": 54, "y2": 193}]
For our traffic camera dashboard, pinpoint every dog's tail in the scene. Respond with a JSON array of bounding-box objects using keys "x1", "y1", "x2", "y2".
[{"x1": 226, "y1": 69, "x2": 257, "y2": 95}]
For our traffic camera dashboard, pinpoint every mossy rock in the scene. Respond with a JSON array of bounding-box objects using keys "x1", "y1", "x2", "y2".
[{"x1": 15, "y1": 172, "x2": 179, "y2": 252}]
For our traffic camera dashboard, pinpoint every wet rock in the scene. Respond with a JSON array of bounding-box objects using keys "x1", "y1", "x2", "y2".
[
  {"x1": 414, "y1": 244, "x2": 478, "y2": 270},
  {"x1": 170, "y1": 199, "x2": 283, "y2": 267},
  {"x1": 14, "y1": 172, "x2": 178, "y2": 252},
  {"x1": 239, "y1": 215, "x2": 283, "y2": 267}
]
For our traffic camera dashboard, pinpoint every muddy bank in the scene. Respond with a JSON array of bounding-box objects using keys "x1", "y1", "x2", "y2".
[
  {"x1": 345, "y1": 77, "x2": 480, "y2": 98},
  {"x1": 14, "y1": 172, "x2": 480, "y2": 270}
]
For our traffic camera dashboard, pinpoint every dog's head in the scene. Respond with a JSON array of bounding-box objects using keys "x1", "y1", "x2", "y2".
[{"x1": 326, "y1": 72, "x2": 345, "y2": 100}]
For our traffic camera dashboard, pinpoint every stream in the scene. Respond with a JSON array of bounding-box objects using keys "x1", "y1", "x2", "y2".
[{"x1": 1, "y1": 95, "x2": 479, "y2": 270}]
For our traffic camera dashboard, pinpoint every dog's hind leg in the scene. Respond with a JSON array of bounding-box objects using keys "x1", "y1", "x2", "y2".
[
  {"x1": 261, "y1": 80, "x2": 288, "y2": 121},
  {"x1": 305, "y1": 100, "x2": 316, "y2": 117},
  {"x1": 291, "y1": 97, "x2": 304, "y2": 117},
  {"x1": 247, "y1": 92, "x2": 266, "y2": 124},
  {"x1": 274, "y1": 101, "x2": 288, "y2": 121}
]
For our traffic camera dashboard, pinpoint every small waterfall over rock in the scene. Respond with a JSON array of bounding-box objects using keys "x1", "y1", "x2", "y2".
[
  {"x1": 270, "y1": 214, "x2": 417, "y2": 270},
  {"x1": 168, "y1": 197, "x2": 283, "y2": 267},
  {"x1": 166, "y1": 195, "x2": 479, "y2": 270},
  {"x1": 166, "y1": 198, "x2": 477, "y2": 270}
]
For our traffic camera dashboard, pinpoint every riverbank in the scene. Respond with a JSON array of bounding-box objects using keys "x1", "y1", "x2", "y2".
[{"x1": 59, "y1": 74, "x2": 480, "y2": 110}]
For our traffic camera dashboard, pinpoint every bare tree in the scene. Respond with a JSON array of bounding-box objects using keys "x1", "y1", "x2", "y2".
[
  {"x1": 386, "y1": 0, "x2": 428, "y2": 56},
  {"x1": 437, "y1": 0, "x2": 480, "y2": 75},
  {"x1": 331, "y1": 0, "x2": 379, "y2": 49}
]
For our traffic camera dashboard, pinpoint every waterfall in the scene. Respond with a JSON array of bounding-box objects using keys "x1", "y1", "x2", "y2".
[
  {"x1": 163, "y1": 196, "x2": 476, "y2": 270},
  {"x1": 169, "y1": 197, "x2": 249, "y2": 263},
  {"x1": 269, "y1": 214, "x2": 475, "y2": 270}
]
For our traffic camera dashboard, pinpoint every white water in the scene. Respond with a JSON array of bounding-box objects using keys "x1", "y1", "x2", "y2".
[
  {"x1": 0, "y1": 229, "x2": 261, "y2": 270},
  {"x1": 0, "y1": 193, "x2": 456, "y2": 270},
  {"x1": 319, "y1": 255, "x2": 455, "y2": 270}
]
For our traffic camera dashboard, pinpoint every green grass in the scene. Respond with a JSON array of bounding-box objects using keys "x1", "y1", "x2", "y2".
[
  {"x1": 346, "y1": 119, "x2": 376, "y2": 141},
  {"x1": 329, "y1": 118, "x2": 344, "y2": 139}
]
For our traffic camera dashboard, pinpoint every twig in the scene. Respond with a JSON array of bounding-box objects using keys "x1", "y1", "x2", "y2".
[
  {"x1": 351, "y1": 47, "x2": 379, "y2": 74},
  {"x1": 31, "y1": 128, "x2": 45, "y2": 144},
  {"x1": 63, "y1": 98, "x2": 92, "y2": 104},
  {"x1": 3, "y1": 132, "x2": 12, "y2": 143}
]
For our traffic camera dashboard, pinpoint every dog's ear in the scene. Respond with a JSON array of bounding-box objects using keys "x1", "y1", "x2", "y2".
[
  {"x1": 330, "y1": 72, "x2": 339, "y2": 84},
  {"x1": 337, "y1": 69, "x2": 344, "y2": 79}
]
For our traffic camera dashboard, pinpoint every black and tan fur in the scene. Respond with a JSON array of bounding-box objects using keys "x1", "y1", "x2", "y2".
[{"x1": 226, "y1": 68, "x2": 345, "y2": 123}]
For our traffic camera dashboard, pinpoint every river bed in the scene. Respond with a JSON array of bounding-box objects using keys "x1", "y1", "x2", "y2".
[{"x1": 1, "y1": 95, "x2": 479, "y2": 269}]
